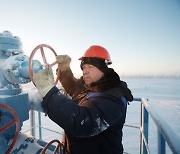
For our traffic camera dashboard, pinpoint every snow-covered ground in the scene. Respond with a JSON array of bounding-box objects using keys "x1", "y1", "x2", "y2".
[{"x1": 21, "y1": 78, "x2": 180, "y2": 154}]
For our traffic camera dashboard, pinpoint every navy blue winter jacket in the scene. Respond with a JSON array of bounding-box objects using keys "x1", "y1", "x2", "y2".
[{"x1": 42, "y1": 68, "x2": 133, "y2": 154}]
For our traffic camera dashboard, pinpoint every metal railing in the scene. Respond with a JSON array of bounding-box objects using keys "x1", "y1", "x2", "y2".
[{"x1": 133, "y1": 98, "x2": 180, "y2": 154}]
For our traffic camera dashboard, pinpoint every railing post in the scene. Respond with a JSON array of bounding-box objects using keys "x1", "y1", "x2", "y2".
[
  {"x1": 30, "y1": 109, "x2": 36, "y2": 137},
  {"x1": 38, "y1": 111, "x2": 42, "y2": 140},
  {"x1": 158, "y1": 131, "x2": 165, "y2": 154},
  {"x1": 143, "y1": 107, "x2": 149, "y2": 154},
  {"x1": 140, "y1": 102, "x2": 149, "y2": 154},
  {"x1": 140, "y1": 103, "x2": 143, "y2": 154}
]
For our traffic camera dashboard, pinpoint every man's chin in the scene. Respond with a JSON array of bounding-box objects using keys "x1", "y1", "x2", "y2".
[{"x1": 84, "y1": 80, "x2": 92, "y2": 86}]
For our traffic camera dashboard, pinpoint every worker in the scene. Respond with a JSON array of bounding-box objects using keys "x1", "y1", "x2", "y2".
[{"x1": 33, "y1": 45, "x2": 133, "y2": 154}]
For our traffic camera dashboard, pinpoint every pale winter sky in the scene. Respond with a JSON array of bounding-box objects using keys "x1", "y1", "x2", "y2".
[{"x1": 1, "y1": 0, "x2": 180, "y2": 77}]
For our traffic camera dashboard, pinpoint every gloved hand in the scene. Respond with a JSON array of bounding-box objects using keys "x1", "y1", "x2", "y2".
[
  {"x1": 56, "y1": 55, "x2": 71, "y2": 71},
  {"x1": 33, "y1": 68, "x2": 54, "y2": 97}
]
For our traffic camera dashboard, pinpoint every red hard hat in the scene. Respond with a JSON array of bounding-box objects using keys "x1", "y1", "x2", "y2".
[{"x1": 79, "y1": 45, "x2": 112, "y2": 64}]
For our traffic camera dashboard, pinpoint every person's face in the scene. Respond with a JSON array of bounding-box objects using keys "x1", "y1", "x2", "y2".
[{"x1": 82, "y1": 64, "x2": 104, "y2": 86}]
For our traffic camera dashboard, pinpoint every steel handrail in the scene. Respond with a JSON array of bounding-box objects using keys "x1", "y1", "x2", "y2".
[
  {"x1": 141, "y1": 98, "x2": 180, "y2": 154},
  {"x1": 132, "y1": 97, "x2": 180, "y2": 154}
]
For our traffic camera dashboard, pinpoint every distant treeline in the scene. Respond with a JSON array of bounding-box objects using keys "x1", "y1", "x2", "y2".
[{"x1": 120, "y1": 75, "x2": 180, "y2": 79}]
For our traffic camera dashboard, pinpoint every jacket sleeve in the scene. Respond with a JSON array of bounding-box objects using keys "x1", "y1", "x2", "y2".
[
  {"x1": 42, "y1": 86, "x2": 127, "y2": 137},
  {"x1": 58, "y1": 68, "x2": 84, "y2": 97}
]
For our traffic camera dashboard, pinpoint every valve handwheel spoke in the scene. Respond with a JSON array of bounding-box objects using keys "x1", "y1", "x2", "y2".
[
  {"x1": 0, "y1": 119, "x2": 17, "y2": 133},
  {"x1": 40, "y1": 139, "x2": 64, "y2": 154},
  {"x1": 0, "y1": 104, "x2": 20, "y2": 154},
  {"x1": 40, "y1": 47, "x2": 48, "y2": 66},
  {"x1": 28, "y1": 44, "x2": 60, "y2": 85}
]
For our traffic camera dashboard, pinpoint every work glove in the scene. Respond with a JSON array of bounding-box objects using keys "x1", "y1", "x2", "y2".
[
  {"x1": 33, "y1": 68, "x2": 54, "y2": 97},
  {"x1": 56, "y1": 55, "x2": 71, "y2": 71}
]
